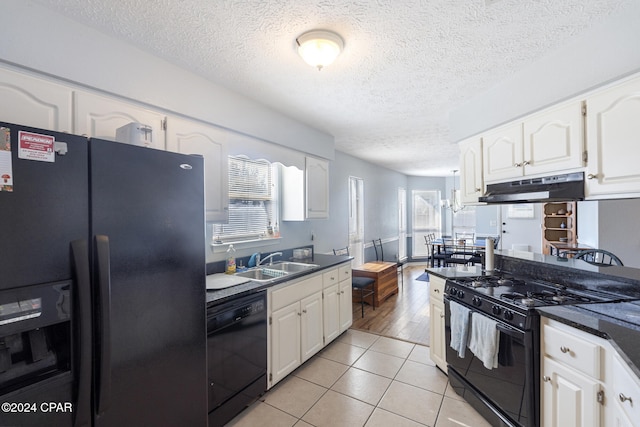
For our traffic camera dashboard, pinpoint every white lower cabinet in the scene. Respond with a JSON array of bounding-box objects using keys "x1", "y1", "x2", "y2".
[
  {"x1": 300, "y1": 292, "x2": 324, "y2": 362},
  {"x1": 610, "y1": 353, "x2": 640, "y2": 427},
  {"x1": 269, "y1": 262, "x2": 352, "y2": 388},
  {"x1": 542, "y1": 356, "x2": 601, "y2": 427},
  {"x1": 429, "y1": 275, "x2": 446, "y2": 372},
  {"x1": 541, "y1": 318, "x2": 603, "y2": 427},
  {"x1": 541, "y1": 318, "x2": 640, "y2": 427},
  {"x1": 323, "y1": 265, "x2": 353, "y2": 345}
]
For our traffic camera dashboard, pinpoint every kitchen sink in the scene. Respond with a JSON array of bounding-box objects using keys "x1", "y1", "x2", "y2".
[
  {"x1": 234, "y1": 262, "x2": 318, "y2": 282},
  {"x1": 266, "y1": 261, "x2": 319, "y2": 273}
]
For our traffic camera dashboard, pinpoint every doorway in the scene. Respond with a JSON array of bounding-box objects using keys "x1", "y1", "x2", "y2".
[
  {"x1": 411, "y1": 190, "x2": 441, "y2": 257},
  {"x1": 348, "y1": 176, "x2": 364, "y2": 266},
  {"x1": 398, "y1": 187, "x2": 407, "y2": 261}
]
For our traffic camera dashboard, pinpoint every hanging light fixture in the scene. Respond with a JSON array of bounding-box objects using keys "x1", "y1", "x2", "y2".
[
  {"x1": 441, "y1": 170, "x2": 465, "y2": 213},
  {"x1": 296, "y1": 30, "x2": 344, "y2": 71}
]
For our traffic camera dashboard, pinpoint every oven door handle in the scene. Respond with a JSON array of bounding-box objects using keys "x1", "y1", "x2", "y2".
[{"x1": 496, "y1": 323, "x2": 524, "y2": 338}]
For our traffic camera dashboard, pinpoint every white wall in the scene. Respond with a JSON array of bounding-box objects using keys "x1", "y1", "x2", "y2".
[{"x1": 450, "y1": 1, "x2": 640, "y2": 142}]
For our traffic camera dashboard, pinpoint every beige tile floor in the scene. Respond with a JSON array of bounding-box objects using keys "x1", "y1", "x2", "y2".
[{"x1": 227, "y1": 329, "x2": 492, "y2": 427}]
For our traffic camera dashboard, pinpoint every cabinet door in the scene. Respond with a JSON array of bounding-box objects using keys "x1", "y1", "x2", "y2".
[
  {"x1": 523, "y1": 101, "x2": 584, "y2": 176},
  {"x1": 166, "y1": 117, "x2": 229, "y2": 222},
  {"x1": 459, "y1": 136, "x2": 484, "y2": 204},
  {"x1": 585, "y1": 75, "x2": 640, "y2": 197},
  {"x1": 0, "y1": 67, "x2": 73, "y2": 132},
  {"x1": 323, "y1": 283, "x2": 340, "y2": 344},
  {"x1": 542, "y1": 357, "x2": 600, "y2": 427},
  {"x1": 300, "y1": 292, "x2": 324, "y2": 362},
  {"x1": 74, "y1": 91, "x2": 166, "y2": 149},
  {"x1": 482, "y1": 122, "x2": 524, "y2": 182},
  {"x1": 271, "y1": 302, "x2": 301, "y2": 385},
  {"x1": 305, "y1": 156, "x2": 329, "y2": 219},
  {"x1": 611, "y1": 353, "x2": 640, "y2": 426},
  {"x1": 339, "y1": 279, "x2": 353, "y2": 333},
  {"x1": 429, "y1": 299, "x2": 446, "y2": 372}
]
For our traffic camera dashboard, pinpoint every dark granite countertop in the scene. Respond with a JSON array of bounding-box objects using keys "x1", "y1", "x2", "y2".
[
  {"x1": 538, "y1": 301, "x2": 640, "y2": 378},
  {"x1": 206, "y1": 253, "x2": 352, "y2": 306}
]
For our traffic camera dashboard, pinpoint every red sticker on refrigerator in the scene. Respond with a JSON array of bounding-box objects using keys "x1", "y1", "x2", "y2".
[{"x1": 18, "y1": 130, "x2": 55, "y2": 163}]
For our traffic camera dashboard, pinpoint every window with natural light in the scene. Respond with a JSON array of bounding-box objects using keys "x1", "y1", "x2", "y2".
[{"x1": 212, "y1": 156, "x2": 280, "y2": 244}]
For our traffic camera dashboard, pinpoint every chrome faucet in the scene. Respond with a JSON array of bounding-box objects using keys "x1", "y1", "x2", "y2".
[{"x1": 257, "y1": 252, "x2": 282, "y2": 266}]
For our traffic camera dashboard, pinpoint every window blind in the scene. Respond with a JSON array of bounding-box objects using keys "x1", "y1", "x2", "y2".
[{"x1": 213, "y1": 156, "x2": 276, "y2": 242}]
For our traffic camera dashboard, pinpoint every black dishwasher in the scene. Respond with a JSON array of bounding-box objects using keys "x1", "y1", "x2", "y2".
[{"x1": 207, "y1": 290, "x2": 267, "y2": 427}]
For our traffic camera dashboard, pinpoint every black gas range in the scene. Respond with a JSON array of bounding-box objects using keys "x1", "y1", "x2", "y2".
[
  {"x1": 445, "y1": 274, "x2": 627, "y2": 329},
  {"x1": 443, "y1": 272, "x2": 632, "y2": 427}
]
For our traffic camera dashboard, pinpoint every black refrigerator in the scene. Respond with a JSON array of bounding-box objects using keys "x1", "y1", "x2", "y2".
[{"x1": 0, "y1": 121, "x2": 207, "y2": 427}]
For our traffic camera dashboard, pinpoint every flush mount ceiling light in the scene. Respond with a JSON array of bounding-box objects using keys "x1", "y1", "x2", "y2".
[{"x1": 296, "y1": 30, "x2": 344, "y2": 71}]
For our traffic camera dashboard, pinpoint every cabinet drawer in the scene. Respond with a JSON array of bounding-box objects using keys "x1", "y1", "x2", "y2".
[
  {"x1": 543, "y1": 322, "x2": 601, "y2": 379},
  {"x1": 612, "y1": 353, "x2": 640, "y2": 423},
  {"x1": 338, "y1": 264, "x2": 351, "y2": 282},
  {"x1": 429, "y1": 276, "x2": 445, "y2": 302},
  {"x1": 322, "y1": 268, "x2": 340, "y2": 288},
  {"x1": 272, "y1": 275, "x2": 323, "y2": 311}
]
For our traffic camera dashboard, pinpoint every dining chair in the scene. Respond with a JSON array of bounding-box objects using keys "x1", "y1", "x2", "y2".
[
  {"x1": 443, "y1": 238, "x2": 471, "y2": 266},
  {"x1": 574, "y1": 249, "x2": 623, "y2": 266},
  {"x1": 372, "y1": 238, "x2": 404, "y2": 289},
  {"x1": 333, "y1": 247, "x2": 376, "y2": 317}
]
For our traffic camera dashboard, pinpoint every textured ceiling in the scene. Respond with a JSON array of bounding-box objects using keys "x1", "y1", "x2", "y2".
[{"x1": 33, "y1": 0, "x2": 628, "y2": 176}]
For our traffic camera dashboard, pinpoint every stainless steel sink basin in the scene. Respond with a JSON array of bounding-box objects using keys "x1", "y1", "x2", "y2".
[
  {"x1": 234, "y1": 262, "x2": 318, "y2": 282},
  {"x1": 266, "y1": 261, "x2": 319, "y2": 273},
  {"x1": 234, "y1": 268, "x2": 287, "y2": 282}
]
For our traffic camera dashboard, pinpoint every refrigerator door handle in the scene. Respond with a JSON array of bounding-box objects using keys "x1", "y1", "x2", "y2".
[
  {"x1": 71, "y1": 239, "x2": 92, "y2": 427},
  {"x1": 95, "y1": 235, "x2": 112, "y2": 414}
]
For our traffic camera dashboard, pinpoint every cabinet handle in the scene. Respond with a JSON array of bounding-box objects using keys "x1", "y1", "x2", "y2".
[
  {"x1": 560, "y1": 346, "x2": 571, "y2": 354},
  {"x1": 475, "y1": 188, "x2": 482, "y2": 192},
  {"x1": 440, "y1": 314, "x2": 445, "y2": 318},
  {"x1": 514, "y1": 162, "x2": 523, "y2": 168},
  {"x1": 619, "y1": 393, "x2": 633, "y2": 404},
  {"x1": 522, "y1": 160, "x2": 530, "y2": 166},
  {"x1": 302, "y1": 309, "x2": 307, "y2": 314},
  {"x1": 587, "y1": 173, "x2": 599, "y2": 180},
  {"x1": 434, "y1": 289, "x2": 440, "y2": 293},
  {"x1": 297, "y1": 312, "x2": 302, "y2": 316},
  {"x1": 543, "y1": 376, "x2": 552, "y2": 383}
]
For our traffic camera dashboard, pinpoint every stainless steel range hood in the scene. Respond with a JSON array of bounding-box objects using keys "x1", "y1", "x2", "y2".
[{"x1": 479, "y1": 172, "x2": 585, "y2": 204}]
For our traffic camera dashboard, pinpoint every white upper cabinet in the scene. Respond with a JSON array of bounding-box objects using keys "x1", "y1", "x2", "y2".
[
  {"x1": 305, "y1": 156, "x2": 330, "y2": 219},
  {"x1": 482, "y1": 122, "x2": 523, "y2": 182},
  {"x1": 585, "y1": 75, "x2": 640, "y2": 198},
  {"x1": 74, "y1": 91, "x2": 166, "y2": 148},
  {"x1": 483, "y1": 101, "x2": 584, "y2": 184},
  {"x1": 166, "y1": 117, "x2": 229, "y2": 222},
  {"x1": 459, "y1": 136, "x2": 484, "y2": 204},
  {"x1": 0, "y1": 67, "x2": 73, "y2": 132},
  {"x1": 523, "y1": 101, "x2": 584, "y2": 177}
]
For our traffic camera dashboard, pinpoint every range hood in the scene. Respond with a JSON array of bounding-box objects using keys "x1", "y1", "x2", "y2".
[{"x1": 479, "y1": 172, "x2": 585, "y2": 204}]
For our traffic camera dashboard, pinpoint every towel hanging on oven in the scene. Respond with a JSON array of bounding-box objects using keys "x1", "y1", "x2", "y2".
[
  {"x1": 468, "y1": 312, "x2": 500, "y2": 369},
  {"x1": 449, "y1": 301, "x2": 471, "y2": 358}
]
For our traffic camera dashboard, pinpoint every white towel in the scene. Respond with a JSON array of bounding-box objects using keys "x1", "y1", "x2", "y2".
[
  {"x1": 449, "y1": 301, "x2": 471, "y2": 358},
  {"x1": 468, "y1": 312, "x2": 500, "y2": 370}
]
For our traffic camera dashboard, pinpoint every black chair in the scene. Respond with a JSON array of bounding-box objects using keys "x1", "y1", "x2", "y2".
[
  {"x1": 372, "y1": 238, "x2": 404, "y2": 289},
  {"x1": 574, "y1": 249, "x2": 623, "y2": 266},
  {"x1": 444, "y1": 239, "x2": 472, "y2": 266},
  {"x1": 333, "y1": 247, "x2": 376, "y2": 317},
  {"x1": 425, "y1": 233, "x2": 448, "y2": 267}
]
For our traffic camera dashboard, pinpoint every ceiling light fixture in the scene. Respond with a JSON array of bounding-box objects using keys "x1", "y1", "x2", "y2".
[{"x1": 296, "y1": 30, "x2": 344, "y2": 71}]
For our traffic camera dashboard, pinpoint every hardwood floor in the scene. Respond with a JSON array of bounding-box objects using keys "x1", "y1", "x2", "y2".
[{"x1": 351, "y1": 264, "x2": 431, "y2": 346}]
